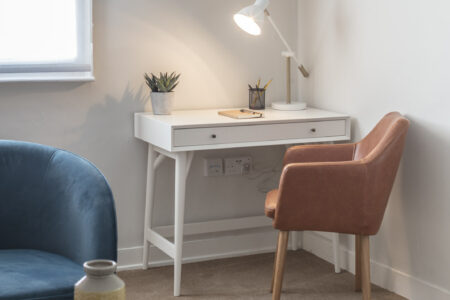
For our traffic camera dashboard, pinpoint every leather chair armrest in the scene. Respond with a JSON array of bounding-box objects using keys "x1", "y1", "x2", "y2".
[
  {"x1": 274, "y1": 161, "x2": 371, "y2": 234},
  {"x1": 283, "y1": 143, "x2": 356, "y2": 166}
]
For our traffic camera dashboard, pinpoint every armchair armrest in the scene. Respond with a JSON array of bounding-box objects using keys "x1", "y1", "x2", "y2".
[
  {"x1": 283, "y1": 143, "x2": 355, "y2": 166},
  {"x1": 274, "y1": 161, "x2": 374, "y2": 235}
]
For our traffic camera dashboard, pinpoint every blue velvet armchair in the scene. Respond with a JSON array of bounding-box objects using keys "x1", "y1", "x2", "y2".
[{"x1": 0, "y1": 140, "x2": 117, "y2": 300}]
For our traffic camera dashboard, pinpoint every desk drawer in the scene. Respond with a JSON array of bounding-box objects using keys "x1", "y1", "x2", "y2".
[{"x1": 173, "y1": 120, "x2": 346, "y2": 147}]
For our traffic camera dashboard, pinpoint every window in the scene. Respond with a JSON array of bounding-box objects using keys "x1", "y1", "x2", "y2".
[{"x1": 0, "y1": 0, "x2": 93, "y2": 82}]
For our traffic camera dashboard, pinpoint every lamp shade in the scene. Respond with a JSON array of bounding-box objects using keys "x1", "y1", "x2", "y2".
[{"x1": 233, "y1": 0, "x2": 270, "y2": 36}]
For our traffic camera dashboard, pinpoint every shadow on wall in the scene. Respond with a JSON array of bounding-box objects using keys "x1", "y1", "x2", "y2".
[
  {"x1": 70, "y1": 84, "x2": 147, "y2": 159},
  {"x1": 350, "y1": 117, "x2": 362, "y2": 142},
  {"x1": 69, "y1": 84, "x2": 151, "y2": 247},
  {"x1": 399, "y1": 114, "x2": 450, "y2": 291},
  {"x1": 367, "y1": 114, "x2": 450, "y2": 293}
]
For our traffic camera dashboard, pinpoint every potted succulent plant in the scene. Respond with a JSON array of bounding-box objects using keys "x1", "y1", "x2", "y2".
[{"x1": 144, "y1": 72, "x2": 181, "y2": 115}]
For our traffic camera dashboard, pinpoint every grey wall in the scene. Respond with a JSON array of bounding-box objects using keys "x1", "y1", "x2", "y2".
[
  {"x1": 298, "y1": 0, "x2": 450, "y2": 297},
  {"x1": 0, "y1": 0, "x2": 299, "y2": 263}
]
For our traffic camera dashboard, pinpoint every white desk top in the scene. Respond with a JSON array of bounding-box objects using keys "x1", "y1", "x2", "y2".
[
  {"x1": 135, "y1": 108, "x2": 349, "y2": 129},
  {"x1": 135, "y1": 107, "x2": 351, "y2": 152}
]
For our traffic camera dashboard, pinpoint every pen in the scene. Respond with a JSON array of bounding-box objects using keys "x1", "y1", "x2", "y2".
[{"x1": 263, "y1": 79, "x2": 273, "y2": 90}]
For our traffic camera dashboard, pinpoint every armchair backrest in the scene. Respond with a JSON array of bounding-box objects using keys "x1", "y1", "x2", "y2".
[
  {"x1": 354, "y1": 112, "x2": 408, "y2": 161},
  {"x1": 0, "y1": 140, "x2": 117, "y2": 265},
  {"x1": 354, "y1": 112, "x2": 410, "y2": 234}
]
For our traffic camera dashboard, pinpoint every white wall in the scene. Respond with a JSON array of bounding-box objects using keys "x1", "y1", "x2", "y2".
[
  {"x1": 0, "y1": 0, "x2": 299, "y2": 265},
  {"x1": 298, "y1": 0, "x2": 450, "y2": 298}
]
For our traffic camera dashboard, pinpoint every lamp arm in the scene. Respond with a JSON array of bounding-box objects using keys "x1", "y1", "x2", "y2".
[{"x1": 264, "y1": 9, "x2": 309, "y2": 78}]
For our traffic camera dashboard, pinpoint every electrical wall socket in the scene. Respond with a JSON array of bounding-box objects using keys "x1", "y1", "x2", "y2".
[
  {"x1": 224, "y1": 156, "x2": 252, "y2": 176},
  {"x1": 203, "y1": 158, "x2": 223, "y2": 176}
]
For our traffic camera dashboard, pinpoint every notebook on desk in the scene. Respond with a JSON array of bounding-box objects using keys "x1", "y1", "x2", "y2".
[{"x1": 218, "y1": 109, "x2": 263, "y2": 119}]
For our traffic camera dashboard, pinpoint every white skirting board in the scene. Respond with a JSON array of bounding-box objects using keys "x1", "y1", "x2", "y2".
[{"x1": 302, "y1": 231, "x2": 450, "y2": 300}]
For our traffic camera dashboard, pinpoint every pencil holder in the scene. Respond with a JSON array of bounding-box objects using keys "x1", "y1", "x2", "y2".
[{"x1": 249, "y1": 89, "x2": 265, "y2": 110}]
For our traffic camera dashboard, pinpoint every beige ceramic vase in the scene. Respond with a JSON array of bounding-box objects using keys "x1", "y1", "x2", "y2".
[{"x1": 74, "y1": 260, "x2": 125, "y2": 300}]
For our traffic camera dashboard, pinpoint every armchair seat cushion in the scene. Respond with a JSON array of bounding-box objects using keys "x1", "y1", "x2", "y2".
[
  {"x1": 0, "y1": 249, "x2": 84, "y2": 300},
  {"x1": 265, "y1": 189, "x2": 278, "y2": 219}
]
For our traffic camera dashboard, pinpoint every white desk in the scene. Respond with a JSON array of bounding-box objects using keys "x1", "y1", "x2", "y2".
[{"x1": 134, "y1": 108, "x2": 351, "y2": 296}]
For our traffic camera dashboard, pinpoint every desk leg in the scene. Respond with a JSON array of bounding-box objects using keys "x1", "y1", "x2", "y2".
[
  {"x1": 333, "y1": 233, "x2": 341, "y2": 273},
  {"x1": 143, "y1": 145, "x2": 156, "y2": 269},
  {"x1": 290, "y1": 231, "x2": 299, "y2": 251},
  {"x1": 174, "y1": 152, "x2": 188, "y2": 296},
  {"x1": 329, "y1": 141, "x2": 342, "y2": 274}
]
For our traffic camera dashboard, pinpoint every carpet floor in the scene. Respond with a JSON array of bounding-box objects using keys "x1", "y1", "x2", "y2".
[{"x1": 119, "y1": 250, "x2": 406, "y2": 299}]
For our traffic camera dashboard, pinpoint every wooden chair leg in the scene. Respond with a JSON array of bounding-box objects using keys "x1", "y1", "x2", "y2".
[
  {"x1": 361, "y1": 235, "x2": 371, "y2": 300},
  {"x1": 355, "y1": 235, "x2": 362, "y2": 292},
  {"x1": 270, "y1": 239, "x2": 279, "y2": 293},
  {"x1": 272, "y1": 231, "x2": 289, "y2": 300}
]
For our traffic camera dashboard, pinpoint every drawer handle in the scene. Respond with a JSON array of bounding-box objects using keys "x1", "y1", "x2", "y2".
[
  {"x1": 310, "y1": 128, "x2": 316, "y2": 133},
  {"x1": 211, "y1": 134, "x2": 217, "y2": 139}
]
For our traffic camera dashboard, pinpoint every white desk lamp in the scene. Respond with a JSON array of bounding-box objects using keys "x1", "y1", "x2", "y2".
[{"x1": 234, "y1": 0, "x2": 309, "y2": 111}]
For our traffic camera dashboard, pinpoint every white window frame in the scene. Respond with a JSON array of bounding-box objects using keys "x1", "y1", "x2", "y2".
[{"x1": 0, "y1": 0, "x2": 94, "y2": 82}]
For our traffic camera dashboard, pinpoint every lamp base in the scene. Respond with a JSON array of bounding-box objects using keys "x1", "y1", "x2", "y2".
[{"x1": 272, "y1": 101, "x2": 307, "y2": 111}]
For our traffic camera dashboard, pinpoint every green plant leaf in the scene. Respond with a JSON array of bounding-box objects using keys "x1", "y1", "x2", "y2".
[{"x1": 145, "y1": 72, "x2": 181, "y2": 93}]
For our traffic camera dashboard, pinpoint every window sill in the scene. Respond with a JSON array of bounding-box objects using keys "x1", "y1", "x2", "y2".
[{"x1": 0, "y1": 72, "x2": 95, "y2": 83}]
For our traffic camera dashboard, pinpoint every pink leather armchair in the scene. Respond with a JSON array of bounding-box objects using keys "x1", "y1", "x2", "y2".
[{"x1": 265, "y1": 112, "x2": 409, "y2": 300}]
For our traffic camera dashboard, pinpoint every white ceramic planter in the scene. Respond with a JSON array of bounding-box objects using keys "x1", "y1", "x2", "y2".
[
  {"x1": 149, "y1": 92, "x2": 174, "y2": 115},
  {"x1": 74, "y1": 260, "x2": 125, "y2": 300}
]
